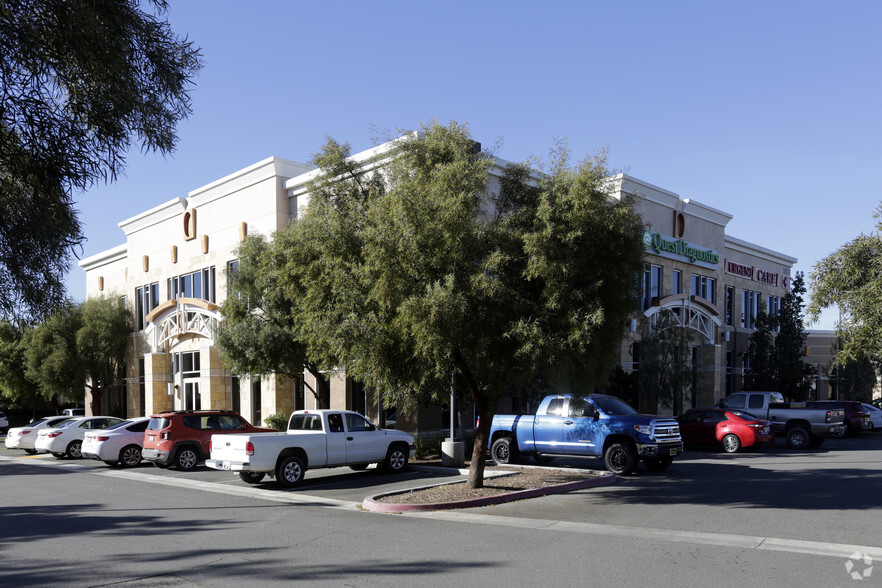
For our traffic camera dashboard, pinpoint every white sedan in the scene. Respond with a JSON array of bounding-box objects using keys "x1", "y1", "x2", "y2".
[
  {"x1": 5, "y1": 416, "x2": 74, "y2": 453},
  {"x1": 34, "y1": 416, "x2": 125, "y2": 459},
  {"x1": 863, "y1": 404, "x2": 882, "y2": 431},
  {"x1": 82, "y1": 417, "x2": 150, "y2": 467}
]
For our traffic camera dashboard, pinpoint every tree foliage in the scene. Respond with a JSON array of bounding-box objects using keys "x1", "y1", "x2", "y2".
[
  {"x1": 742, "y1": 307, "x2": 776, "y2": 392},
  {"x1": 773, "y1": 272, "x2": 814, "y2": 401},
  {"x1": 0, "y1": 320, "x2": 44, "y2": 410},
  {"x1": 216, "y1": 234, "x2": 331, "y2": 408},
  {"x1": 809, "y1": 208, "x2": 882, "y2": 367},
  {"x1": 637, "y1": 312, "x2": 694, "y2": 415},
  {"x1": 0, "y1": 0, "x2": 201, "y2": 319},
  {"x1": 77, "y1": 297, "x2": 131, "y2": 413},
  {"x1": 22, "y1": 297, "x2": 130, "y2": 413},
  {"x1": 279, "y1": 121, "x2": 645, "y2": 487},
  {"x1": 743, "y1": 272, "x2": 814, "y2": 400}
]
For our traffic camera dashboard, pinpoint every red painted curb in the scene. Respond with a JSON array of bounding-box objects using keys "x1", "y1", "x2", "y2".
[{"x1": 362, "y1": 470, "x2": 616, "y2": 513}]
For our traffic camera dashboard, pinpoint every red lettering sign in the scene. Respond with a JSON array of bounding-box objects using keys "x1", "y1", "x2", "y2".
[
  {"x1": 756, "y1": 270, "x2": 778, "y2": 286},
  {"x1": 726, "y1": 261, "x2": 754, "y2": 278}
]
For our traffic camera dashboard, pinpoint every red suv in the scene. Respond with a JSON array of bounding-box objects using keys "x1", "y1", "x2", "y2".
[{"x1": 142, "y1": 410, "x2": 276, "y2": 471}]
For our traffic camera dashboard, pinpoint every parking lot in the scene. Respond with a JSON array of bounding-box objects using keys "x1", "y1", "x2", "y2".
[{"x1": 3, "y1": 431, "x2": 882, "y2": 586}]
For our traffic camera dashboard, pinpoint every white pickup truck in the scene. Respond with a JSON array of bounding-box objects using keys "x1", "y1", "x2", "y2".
[{"x1": 205, "y1": 409, "x2": 416, "y2": 488}]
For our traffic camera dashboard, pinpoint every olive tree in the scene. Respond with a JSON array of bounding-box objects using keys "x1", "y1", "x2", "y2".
[{"x1": 279, "y1": 122, "x2": 645, "y2": 488}]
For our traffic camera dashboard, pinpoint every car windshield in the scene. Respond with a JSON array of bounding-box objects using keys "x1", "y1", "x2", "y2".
[
  {"x1": 53, "y1": 419, "x2": 76, "y2": 429},
  {"x1": 104, "y1": 421, "x2": 129, "y2": 431},
  {"x1": 592, "y1": 396, "x2": 638, "y2": 416},
  {"x1": 732, "y1": 411, "x2": 760, "y2": 420},
  {"x1": 25, "y1": 419, "x2": 48, "y2": 427}
]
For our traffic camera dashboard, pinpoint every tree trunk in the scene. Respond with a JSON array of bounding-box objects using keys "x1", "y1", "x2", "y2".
[
  {"x1": 305, "y1": 364, "x2": 329, "y2": 409},
  {"x1": 454, "y1": 351, "x2": 496, "y2": 489}
]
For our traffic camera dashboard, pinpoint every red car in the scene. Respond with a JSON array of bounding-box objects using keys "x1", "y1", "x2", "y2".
[
  {"x1": 677, "y1": 407, "x2": 774, "y2": 453},
  {"x1": 141, "y1": 410, "x2": 276, "y2": 471}
]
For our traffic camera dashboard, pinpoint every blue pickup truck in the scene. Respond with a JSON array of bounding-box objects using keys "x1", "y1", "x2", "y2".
[{"x1": 488, "y1": 394, "x2": 683, "y2": 475}]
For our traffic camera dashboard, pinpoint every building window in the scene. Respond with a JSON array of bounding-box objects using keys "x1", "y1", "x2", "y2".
[
  {"x1": 251, "y1": 378, "x2": 261, "y2": 426},
  {"x1": 138, "y1": 358, "x2": 146, "y2": 417},
  {"x1": 691, "y1": 274, "x2": 716, "y2": 304},
  {"x1": 231, "y1": 375, "x2": 240, "y2": 414},
  {"x1": 742, "y1": 290, "x2": 760, "y2": 329},
  {"x1": 642, "y1": 264, "x2": 661, "y2": 310},
  {"x1": 168, "y1": 267, "x2": 216, "y2": 303},
  {"x1": 631, "y1": 342, "x2": 641, "y2": 372},
  {"x1": 672, "y1": 270, "x2": 682, "y2": 295},
  {"x1": 725, "y1": 350, "x2": 734, "y2": 396},
  {"x1": 227, "y1": 260, "x2": 239, "y2": 294},
  {"x1": 725, "y1": 286, "x2": 734, "y2": 326},
  {"x1": 135, "y1": 282, "x2": 159, "y2": 330},
  {"x1": 768, "y1": 295, "x2": 781, "y2": 331}
]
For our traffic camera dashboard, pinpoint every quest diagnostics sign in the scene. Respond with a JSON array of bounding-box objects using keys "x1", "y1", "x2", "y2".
[{"x1": 643, "y1": 230, "x2": 720, "y2": 269}]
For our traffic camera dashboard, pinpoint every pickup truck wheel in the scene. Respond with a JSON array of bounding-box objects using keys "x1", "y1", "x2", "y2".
[
  {"x1": 238, "y1": 472, "x2": 266, "y2": 484},
  {"x1": 721, "y1": 434, "x2": 742, "y2": 453},
  {"x1": 276, "y1": 455, "x2": 305, "y2": 488},
  {"x1": 174, "y1": 447, "x2": 199, "y2": 471},
  {"x1": 604, "y1": 442, "x2": 637, "y2": 475},
  {"x1": 491, "y1": 437, "x2": 517, "y2": 465},
  {"x1": 383, "y1": 445, "x2": 409, "y2": 473},
  {"x1": 642, "y1": 455, "x2": 673, "y2": 471},
  {"x1": 786, "y1": 427, "x2": 810, "y2": 450}
]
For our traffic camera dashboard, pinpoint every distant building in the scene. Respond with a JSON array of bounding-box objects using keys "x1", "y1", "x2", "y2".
[{"x1": 80, "y1": 139, "x2": 805, "y2": 425}]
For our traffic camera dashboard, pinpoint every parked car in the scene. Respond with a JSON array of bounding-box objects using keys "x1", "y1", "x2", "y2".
[
  {"x1": 0, "y1": 410, "x2": 8, "y2": 434},
  {"x1": 677, "y1": 407, "x2": 774, "y2": 453},
  {"x1": 34, "y1": 416, "x2": 125, "y2": 459},
  {"x1": 489, "y1": 394, "x2": 683, "y2": 474},
  {"x1": 861, "y1": 404, "x2": 882, "y2": 432},
  {"x1": 208, "y1": 410, "x2": 415, "y2": 487},
  {"x1": 82, "y1": 417, "x2": 151, "y2": 467},
  {"x1": 142, "y1": 410, "x2": 277, "y2": 471},
  {"x1": 720, "y1": 391, "x2": 845, "y2": 448},
  {"x1": 805, "y1": 401, "x2": 872, "y2": 438},
  {"x1": 5, "y1": 416, "x2": 73, "y2": 453}
]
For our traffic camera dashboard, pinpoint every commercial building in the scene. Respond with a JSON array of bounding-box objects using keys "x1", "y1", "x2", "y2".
[
  {"x1": 614, "y1": 175, "x2": 796, "y2": 412},
  {"x1": 79, "y1": 138, "x2": 806, "y2": 424}
]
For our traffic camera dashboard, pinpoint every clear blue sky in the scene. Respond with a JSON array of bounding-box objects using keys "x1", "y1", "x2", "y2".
[{"x1": 68, "y1": 0, "x2": 882, "y2": 330}]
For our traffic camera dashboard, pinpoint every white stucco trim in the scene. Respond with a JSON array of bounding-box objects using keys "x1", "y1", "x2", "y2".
[
  {"x1": 726, "y1": 235, "x2": 798, "y2": 266},
  {"x1": 78, "y1": 243, "x2": 128, "y2": 271}
]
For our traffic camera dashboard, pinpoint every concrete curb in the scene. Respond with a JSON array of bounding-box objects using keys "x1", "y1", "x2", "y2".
[{"x1": 362, "y1": 469, "x2": 616, "y2": 513}]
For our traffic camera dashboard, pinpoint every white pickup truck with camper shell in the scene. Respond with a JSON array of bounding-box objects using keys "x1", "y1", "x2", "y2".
[
  {"x1": 206, "y1": 409, "x2": 415, "y2": 488},
  {"x1": 719, "y1": 391, "x2": 845, "y2": 449}
]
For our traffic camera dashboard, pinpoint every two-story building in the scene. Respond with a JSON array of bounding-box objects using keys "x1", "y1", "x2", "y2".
[{"x1": 80, "y1": 138, "x2": 800, "y2": 424}]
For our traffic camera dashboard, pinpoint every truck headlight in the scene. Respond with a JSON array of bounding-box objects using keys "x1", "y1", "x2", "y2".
[{"x1": 633, "y1": 425, "x2": 652, "y2": 435}]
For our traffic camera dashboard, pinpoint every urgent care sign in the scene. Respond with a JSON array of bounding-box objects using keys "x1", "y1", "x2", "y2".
[{"x1": 726, "y1": 260, "x2": 780, "y2": 287}]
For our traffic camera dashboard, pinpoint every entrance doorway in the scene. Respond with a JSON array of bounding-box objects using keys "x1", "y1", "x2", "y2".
[{"x1": 184, "y1": 379, "x2": 201, "y2": 411}]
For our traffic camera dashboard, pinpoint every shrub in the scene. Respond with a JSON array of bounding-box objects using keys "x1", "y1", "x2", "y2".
[{"x1": 264, "y1": 410, "x2": 289, "y2": 431}]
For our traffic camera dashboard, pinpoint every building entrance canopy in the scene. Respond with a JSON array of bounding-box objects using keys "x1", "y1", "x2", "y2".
[
  {"x1": 144, "y1": 298, "x2": 221, "y2": 351},
  {"x1": 644, "y1": 294, "x2": 721, "y2": 343}
]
